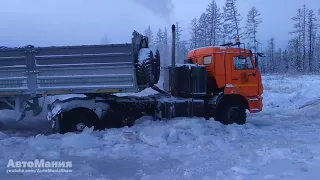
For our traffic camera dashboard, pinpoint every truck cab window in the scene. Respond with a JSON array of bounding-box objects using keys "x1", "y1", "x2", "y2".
[
  {"x1": 234, "y1": 56, "x2": 254, "y2": 70},
  {"x1": 203, "y1": 56, "x2": 212, "y2": 65},
  {"x1": 233, "y1": 57, "x2": 246, "y2": 70}
]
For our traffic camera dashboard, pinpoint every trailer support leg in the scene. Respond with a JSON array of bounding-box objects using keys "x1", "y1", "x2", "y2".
[{"x1": 15, "y1": 96, "x2": 26, "y2": 121}]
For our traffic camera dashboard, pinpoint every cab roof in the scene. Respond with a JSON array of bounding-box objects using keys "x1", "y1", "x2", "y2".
[{"x1": 187, "y1": 46, "x2": 252, "y2": 58}]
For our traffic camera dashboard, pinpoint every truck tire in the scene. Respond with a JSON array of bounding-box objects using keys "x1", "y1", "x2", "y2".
[
  {"x1": 136, "y1": 48, "x2": 155, "y2": 86},
  {"x1": 143, "y1": 51, "x2": 155, "y2": 86},
  {"x1": 153, "y1": 49, "x2": 161, "y2": 84},
  {"x1": 58, "y1": 108, "x2": 100, "y2": 133},
  {"x1": 215, "y1": 101, "x2": 246, "y2": 125}
]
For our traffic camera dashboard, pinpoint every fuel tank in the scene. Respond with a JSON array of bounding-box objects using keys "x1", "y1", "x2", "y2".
[{"x1": 170, "y1": 64, "x2": 207, "y2": 98}]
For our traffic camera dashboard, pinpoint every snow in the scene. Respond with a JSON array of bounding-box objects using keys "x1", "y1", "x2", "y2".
[
  {"x1": 47, "y1": 97, "x2": 109, "y2": 120},
  {"x1": 1, "y1": 74, "x2": 320, "y2": 179},
  {"x1": 138, "y1": 48, "x2": 151, "y2": 63},
  {"x1": 226, "y1": 84, "x2": 234, "y2": 88},
  {"x1": 192, "y1": 45, "x2": 224, "y2": 51},
  {"x1": 176, "y1": 63, "x2": 205, "y2": 69},
  {"x1": 261, "y1": 74, "x2": 320, "y2": 109},
  {"x1": 149, "y1": 46, "x2": 159, "y2": 59},
  {"x1": 115, "y1": 69, "x2": 166, "y2": 97}
]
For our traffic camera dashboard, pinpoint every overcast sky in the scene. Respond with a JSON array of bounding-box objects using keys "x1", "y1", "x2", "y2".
[{"x1": 0, "y1": 0, "x2": 319, "y2": 48}]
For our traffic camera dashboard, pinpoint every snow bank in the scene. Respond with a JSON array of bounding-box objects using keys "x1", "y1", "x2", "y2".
[
  {"x1": 0, "y1": 110, "x2": 16, "y2": 120},
  {"x1": 0, "y1": 131, "x2": 8, "y2": 140},
  {"x1": 262, "y1": 74, "x2": 320, "y2": 110},
  {"x1": 1, "y1": 74, "x2": 320, "y2": 179},
  {"x1": 2, "y1": 107, "x2": 320, "y2": 180},
  {"x1": 115, "y1": 69, "x2": 166, "y2": 97}
]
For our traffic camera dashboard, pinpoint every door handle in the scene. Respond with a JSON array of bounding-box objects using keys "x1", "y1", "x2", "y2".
[
  {"x1": 248, "y1": 72, "x2": 256, "y2": 77},
  {"x1": 232, "y1": 78, "x2": 238, "y2": 80}
]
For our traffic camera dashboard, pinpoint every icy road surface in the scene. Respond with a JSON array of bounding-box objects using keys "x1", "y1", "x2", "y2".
[{"x1": 1, "y1": 74, "x2": 320, "y2": 180}]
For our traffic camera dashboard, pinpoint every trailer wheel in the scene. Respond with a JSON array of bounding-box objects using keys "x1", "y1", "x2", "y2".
[
  {"x1": 59, "y1": 108, "x2": 100, "y2": 134},
  {"x1": 215, "y1": 101, "x2": 246, "y2": 125}
]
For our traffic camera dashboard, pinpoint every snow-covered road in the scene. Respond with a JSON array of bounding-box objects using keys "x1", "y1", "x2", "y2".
[{"x1": 0, "y1": 74, "x2": 320, "y2": 180}]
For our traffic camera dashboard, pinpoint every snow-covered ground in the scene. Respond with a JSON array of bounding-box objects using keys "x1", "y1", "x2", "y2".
[{"x1": 0, "y1": 74, "x2": 320, "y2": 180}]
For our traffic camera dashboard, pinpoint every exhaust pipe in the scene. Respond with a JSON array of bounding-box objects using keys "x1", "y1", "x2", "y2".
[{"x1": 170, "y1": 24, "x2": 176, "y2": 95}]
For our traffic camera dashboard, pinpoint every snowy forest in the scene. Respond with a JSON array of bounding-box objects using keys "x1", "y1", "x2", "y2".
[{"x1": 144, "y1": 0, "x2": 320, "y2": 74}]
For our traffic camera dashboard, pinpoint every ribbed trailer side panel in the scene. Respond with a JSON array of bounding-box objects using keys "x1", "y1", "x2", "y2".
[
  {"x1": 0, "y1": 44, "x2": 138, "y2": 97},
  {"x1": 0, "y1": 49, "x2": 29, "y2": 95}
]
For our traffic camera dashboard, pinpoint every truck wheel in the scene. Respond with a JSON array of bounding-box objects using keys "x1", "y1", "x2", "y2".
[
  {"x1": 215, "y1": 101, "x2": 246, "y2": 125},
  {"x1": 136, "y1": 48, "x2": 155, "y2": 86},
  {"x1": 136, "y1": 63, "x2": 144, "y2": 85},
  {"x1": 143, "y1": 51, "x2": 155, "y2": 86},
  {"x1": 153, "y1": 49, "x2": 161, "y2": 84},
  {"x1": 58, "y1": 108, "x2": 100, "y2": 134}
]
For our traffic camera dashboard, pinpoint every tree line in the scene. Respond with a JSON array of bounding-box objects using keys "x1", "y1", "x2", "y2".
[
  {"x1": 263, "y1": 5, "x2": 320, "y2": 73},
  {"x1": 144, "y1": 0, "x2": 320, "y2": 73}
]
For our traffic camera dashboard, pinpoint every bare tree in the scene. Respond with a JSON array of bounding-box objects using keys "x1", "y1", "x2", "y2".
[
  {"x1": 289, "y1": 5, "x2": 315, "y2": 72},
  {"x1": 162, "y1": 27, "x2": 170, "y2": 65},
  {"x1": 177, "y1": 40, "x2": 189, "y2": 63},
  {"x1": 306, "y1": 9, "x2": 318, "y2": 72},
  {"x1": 316, "y1": 9, "x2": 320, "y2": 71},
  {"x1": 144, "y1": 26, "x2": 154, "y2": 46},
  {"x1": 155, "y1": 28, "x2": 164, "y2": 47},
  {"x1": 316, "y1": 37, "x2": 320, "y2": 71},
  {"x1": 290, "y1": 8, "x2": 303, "y2": 72},
  {"x1": 274, "y1": 48, "x2": 282, "y2": 72},
  {"x1": 282, "y1": 49, "x2": 289, "y2": 72},
  {"x1": 223, "y1": 0, "x2": 242, "y2": 41},
  {"x1": 265, "y1": 37, "x2": 275, "y2": 72},
  {"x1": 206, "y1": 0, "x2": 223, "y2": 45},
  {"x1": 245, "y1": 6, "x2": 262, "y2": 53},
  {"x1": 100, "y1": 35, "x2": 110, "y2": 44},
  {"x1": 189, "y1": 18, "x2": 200, "y2": 49},
  {"x1": 198, "y1": 13, "x2": 210, "y2": 47},
  {"x1": 302, "y1": 5, "x2": 307, "y2": 71},
  {"x1": 176, "y1": 22, "x2": 183, "y2": 62}
]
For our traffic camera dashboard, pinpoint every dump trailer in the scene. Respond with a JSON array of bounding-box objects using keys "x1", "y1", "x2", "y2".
[
  {"x1": 0, "y1": 31, "x2": 160, "y2": 122},
  {"x1": 0, "y1": 25, "x2": 264, "y2": 133}
]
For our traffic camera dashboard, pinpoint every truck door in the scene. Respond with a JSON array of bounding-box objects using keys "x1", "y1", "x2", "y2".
[{"x1": 231, "y1": 56, "x2": 259, "y2": 96}]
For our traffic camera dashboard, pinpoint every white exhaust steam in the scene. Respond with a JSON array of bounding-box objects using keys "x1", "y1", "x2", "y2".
[{"x1": 132, "y1": 0, "x2": 174, "y2": 19}]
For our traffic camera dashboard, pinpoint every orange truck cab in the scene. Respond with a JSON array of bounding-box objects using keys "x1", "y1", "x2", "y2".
[{"x1": 186, "y1": 44, "x2": 263, "y2": 124}]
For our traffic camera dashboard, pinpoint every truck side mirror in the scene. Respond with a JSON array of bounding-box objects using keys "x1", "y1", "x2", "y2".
[
  {"x1": 255, "y1": 53, "x2": 265, "y2": 69},
  {"x1": 255, "y1": 55, "x2": 259, "y2": 68}
]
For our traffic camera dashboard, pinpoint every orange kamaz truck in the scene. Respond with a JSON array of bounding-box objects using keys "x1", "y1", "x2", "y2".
[
  {"x1": 183, "y1": 43, "x2": 264, "y2": 125},
  {"x1": 0, "y1": 24, "x2": 263, "y2": 133}
]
